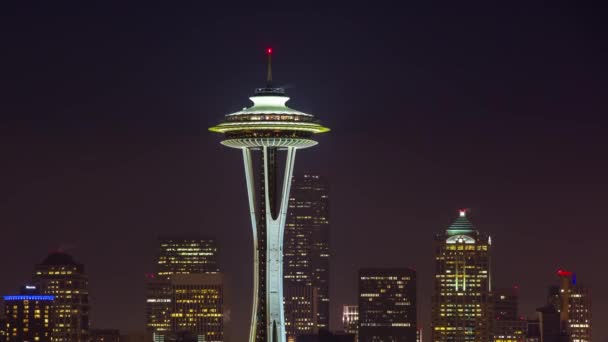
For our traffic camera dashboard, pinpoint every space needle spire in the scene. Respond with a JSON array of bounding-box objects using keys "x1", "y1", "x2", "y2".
[
  {"x1": 266, "y1": 47, "x2": 273, "y2": 87},
  {"x1": 210, "y1": 49, "x2": 329, "y2": 342}
]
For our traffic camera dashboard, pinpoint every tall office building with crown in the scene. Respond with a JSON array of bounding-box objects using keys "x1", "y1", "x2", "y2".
[{"x1": 431, "y1": 211, "x2": 492, "y2": 342}]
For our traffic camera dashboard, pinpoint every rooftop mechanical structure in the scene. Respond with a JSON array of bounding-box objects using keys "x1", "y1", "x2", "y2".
[{"x1": 209, "y1": 49, "x2": 329, "y2": 342}]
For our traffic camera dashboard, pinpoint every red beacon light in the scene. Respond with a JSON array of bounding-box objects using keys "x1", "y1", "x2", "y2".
[
  {"x1": 267, "y1": 48, "x2": 272, "y2": 54},
  {"x1": 557, "y1": 269, "x2": 573, "y2": 277}
]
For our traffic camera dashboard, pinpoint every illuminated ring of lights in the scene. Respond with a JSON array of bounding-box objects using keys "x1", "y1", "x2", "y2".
[
  {"x1": 209, "y1": 122, "x2": 330, "y2": 134},
  {"x1": 220, "y1": 138, "x2": 318, "y2": 149}
]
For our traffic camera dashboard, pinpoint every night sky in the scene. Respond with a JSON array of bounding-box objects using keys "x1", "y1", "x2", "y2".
[{"x1": 1, "y1": 2, "x2": 607, "y2": 341}]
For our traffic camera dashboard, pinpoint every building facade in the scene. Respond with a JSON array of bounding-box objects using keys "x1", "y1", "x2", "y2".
[
  {"x1": 284, "y1": 174, "x2": 330, "y2": 337},
  {"x1": 358, "y1": 268, "x2": 417, "y2": 342},
  {"x1": 342, "y1": 305, "x2": 358, "y2": 338},
  {"x1": 284, "y1": 285, "x2": 318, "y2": 339},
  {"x1": 155, "y1": 236, "x2": 219, "y2": 277},
  {"x1": 33, "y1": 251, "x2": 90, "y2": 342},
  {"x1": 431, "y1": 211, "x2": 492, "y2": 342},
  {"x1": 3, "y1": 286, "x2": 54, "y2": 341},
  {"x1": 170, "y1": 274, "x2": 223, "y2": 342},
  {"x1": 146, "y1": 236, "x2": 223, "y2": 341}
]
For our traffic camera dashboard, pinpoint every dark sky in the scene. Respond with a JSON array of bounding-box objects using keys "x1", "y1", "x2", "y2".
[{"x1": 1, "y1": 2, "x2": 607, "y2": 341}]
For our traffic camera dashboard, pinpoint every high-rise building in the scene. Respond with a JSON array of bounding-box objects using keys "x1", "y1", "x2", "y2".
[
  {"x1": 358, "y1": 268, "x2": 417, "y2": 342},
  {"x1": 209, "y1": 48, "x2": 329, "y2": 342},
  {"x1": 342, "y1": 305, "x2": 358, "y2": 338},
  {"x1": 91, "y1": 328, "x2": 121, "y2": 341},
  {"x1": 555, "y1": 270, "x2": 592, "y2": 342},
  {"x1": 170, "y1": 273, "x2": 223, "y2": 342},
  {"x1": 146, "y1": 236, "x2": 223, "y2": 341},
  {"x1": 284, "y1": 174, "x2": 330, "y2": 336},
  {"x1": 33, "y1": 251, "x2": 90, "y2": 342},
  {"x1": 3, "y1": 285, "x2": 54, "y2": 342},
  {"x1": 431, "y1": 210, "x2": 492, "y2": 342}
]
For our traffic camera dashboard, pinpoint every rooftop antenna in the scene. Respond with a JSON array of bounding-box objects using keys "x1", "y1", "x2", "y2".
[{"x1": 266, "y1": 47, "x2": 273, "y2": 87}]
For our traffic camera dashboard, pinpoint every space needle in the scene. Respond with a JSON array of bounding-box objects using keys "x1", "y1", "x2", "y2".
[{"x1": 209, "y1": 49, "x2": 329, "y2": 342}]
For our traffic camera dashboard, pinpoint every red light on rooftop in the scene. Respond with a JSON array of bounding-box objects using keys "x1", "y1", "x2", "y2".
[
  {"x1": 267, "y1": 48, "x2": 272, "y2": 54},
  {"x1": 557, "y1": 269, "x2": 573, "y2": 277}
]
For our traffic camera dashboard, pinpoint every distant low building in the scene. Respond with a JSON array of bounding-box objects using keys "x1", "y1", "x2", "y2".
[
  {"x1": 91, "y1": 328, "x2": 121, "y2": 341},
  {"x1": 0, "y1": 310, "x2": 7, "y2": 341},
  {"x1": 536, "y1": 305, "x2": 567, "y2": 342},
  {"x1": 296, "y1": 330, "x2": 355, "y2": 342},
  {"x1": 121, "y1": 331, "x2": 154, "y2": 342},
  {"x1": 491, "y1": 287, "x2": 526, "y2": 341},
  {"x1": 525, "y1": 319, "x2": 540, "y2": 342},
  {"x1": 492, "y1": 319, "x2": 527, "y2": 342}
]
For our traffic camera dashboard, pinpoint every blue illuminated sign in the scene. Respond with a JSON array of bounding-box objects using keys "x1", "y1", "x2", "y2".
[{"x1": 3, "y1": 295, "x2": 55, "y2": 301}]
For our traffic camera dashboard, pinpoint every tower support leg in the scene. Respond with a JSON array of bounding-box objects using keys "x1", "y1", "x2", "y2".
[{"x1": 242, "y1": 146, "x2": 297, "y2": 342}]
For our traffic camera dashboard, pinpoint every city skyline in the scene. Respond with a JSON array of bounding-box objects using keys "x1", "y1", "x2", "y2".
[{"x1": 1, "y1": 2, "x2": 607, "y2": 342}]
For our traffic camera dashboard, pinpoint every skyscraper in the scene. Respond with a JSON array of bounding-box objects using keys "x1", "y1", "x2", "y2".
[
  {"x1": 33, "y1": 251, "x2": 90, "y2": 342},
  {"x1": 431, "y1": 210, "x2": 492, "y2": 342},
  {"x1": 146, "y1": 236, "x2": 223, "y2": 341},
  {"x1": 209, "y1": 49, "x2": 329, "y2": 342},
  {"x1": 358, "y1": 268, "x2": 417, "y2": 342},
  {"x1": 284, "y1": 173, "x2": 330, "y2": 336},
  {"x1": 170, "y1": 274, "x2": 224, "y2": 342},
  {"x1": 3, "y1": 285, "x2": 54, "y2": 342},
  {"x1": 555, "y1": 270, "x2": 592, "y2": 342}
]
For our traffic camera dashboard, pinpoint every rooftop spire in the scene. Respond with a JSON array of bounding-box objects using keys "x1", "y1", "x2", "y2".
[
  {"x1": 266, "y1": 47, "x2": 273, "y2": 87},
  {"x1": 447, "y1": 209, "x2": 475, "y2": 235}
]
